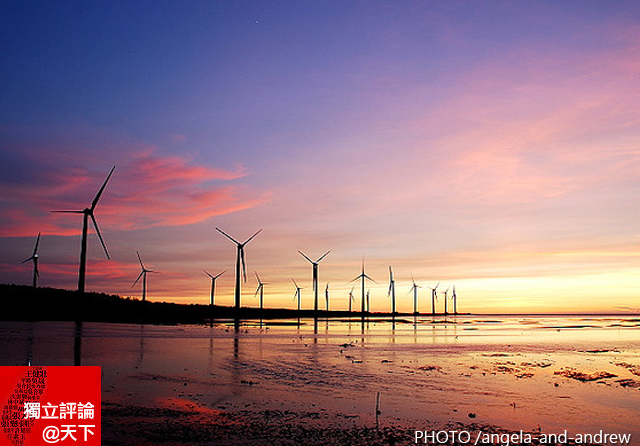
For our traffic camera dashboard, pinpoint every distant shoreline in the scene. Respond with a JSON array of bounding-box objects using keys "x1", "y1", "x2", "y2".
[{"x1": 0, "y1": 284, "x2": 636, "y2": 325}]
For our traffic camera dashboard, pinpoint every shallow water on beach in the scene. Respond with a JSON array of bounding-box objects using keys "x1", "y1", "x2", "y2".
[{"x1": 1, "y1": 315, "x2": 639, "y2": 439}]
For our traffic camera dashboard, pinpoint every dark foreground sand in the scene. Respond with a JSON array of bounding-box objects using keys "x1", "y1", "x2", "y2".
[{"x1": 102, "y1": 402, "x2": 601, "y2": 446}]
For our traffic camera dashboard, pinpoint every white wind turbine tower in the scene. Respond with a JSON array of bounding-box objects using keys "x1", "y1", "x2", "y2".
[
  {"x1": 349, "y1": 260, "x2": 376, "y2": 313},
  {"x1": 203, "y1": 269, "x2": 225, "y2": 306},
  {"x1": 132, "y1": 251, "x2": 156, "y2": 302},
  {"x1": 215, "y1": 227, "x2": 262, "y2": 309},
  {"x1": 325, "y1": 283, "x2": 330, "y2": 311},
  {"x1": 388, "y1": 266, "x2": 396, "y2": 314},
  {"x1": 292, "y1": 278, "x2": 303, "y2": 311},
  {"x1": 452, "y1": 285, "x2": 458, "y2": 315},
  {"x1": 298, "y1": 250, "x2": 330, "y2": 313},
  {"x1": 409, "y1": 275, "x2": 422, "y2": 314},
  {"x1": 254, "y1": 272, "x2": 266, "y2": 310},
  {"x1": 52, "y1": 166, "x2": 115, "y2": 293},
  {"x1": 21, "y1": 232, "x2": 41, "y2": 288},
  {"x1": 428, "y1": 283, "x2": 440, "y2": 316},
  {"x1": 348, "y1": 286, "x2": 355, "y2": 313},
  {"x1": 443, "y1": 287, "x2": 450, "y2": 315}
]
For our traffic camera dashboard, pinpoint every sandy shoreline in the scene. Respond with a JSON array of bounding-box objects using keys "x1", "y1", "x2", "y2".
[
  {"x1": 1, "y1": 318, "x2": 638, "y2": 445},
  {"x1": 102, "y1": 401, "x2": 608, "y2": 446}
]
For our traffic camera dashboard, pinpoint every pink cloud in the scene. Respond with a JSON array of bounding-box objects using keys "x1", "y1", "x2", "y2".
[
  {"x1": 397, "y1": 28, "x2": 640, "y2": 207},
  {"x1": 0, "y1": 146, "x2": 268, "y2": 237}
]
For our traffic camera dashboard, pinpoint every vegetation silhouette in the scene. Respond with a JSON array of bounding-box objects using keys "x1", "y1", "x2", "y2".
[{"x1": 0, "y1": 284, "x2": 433, "y2": 325}]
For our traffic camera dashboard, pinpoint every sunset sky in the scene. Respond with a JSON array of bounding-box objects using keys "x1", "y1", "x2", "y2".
[{"x1": 1, "y1": 1, "x2": 639, "y2": 313}]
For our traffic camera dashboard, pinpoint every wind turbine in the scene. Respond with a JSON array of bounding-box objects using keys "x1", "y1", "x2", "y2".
[
  {"x1": 348, "y1": 286, "x2": 355, "y2": 313},
  {"x1": 52, "y1": 166, "x2": 115, "y2": 293},
  {"x1": 132, "y1": 251, "x2": 156, "y2": 302},
  {"x1": 298, "y1": 250, "x2": 330, "y2": 313},
  {"x1": 21, "y1": 232, "x2": 41, "y2": 288},
  {"x1": 325, "y1": 283, "x2": 330, "y2": 311},
  {"x1": 409, "y1": 275, "x2": 421, "y2": 314},
  {"x1": 254, "y1": 272, "x2": 266, "y2": 310},
  {"x1": 203, "y1": 269, "x2": 225, "y2": 306},
  {"x1": 349, "y1": 260, "x2": 376, "y2": 313},
  {"x1": 215, "y1": 227, "x2": 262, "y2": 309},
  {"x1": 388, "y1": 266, "x2": 396, "y2": 314},
  {"x1": 428, "y1": 283, "x2": 440, "y2": 316},
  {"x1": 443, "y1": 287, "x2": 450, "y2": 315},
  {"x1": 452, "y1": 285, "x2": 457, "y2": 315},
  {"x1": 292, "y1": 279, "x2": 303, "y2": 311}
]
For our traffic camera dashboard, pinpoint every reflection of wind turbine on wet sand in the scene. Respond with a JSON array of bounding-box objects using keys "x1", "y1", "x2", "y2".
[
  {"x1": 132, "y1": 251, "x2": 157, "y2": 302},
  {"x1": 203, "y1": 269, "x2": 225, "y2": 306},
  {"x1": 52, "y1": 166, "x2": 115, "y2": 293},
  {"x1": 22, "y1": 232, "x2": 41, "y2": 288},
  {"x1": 215, "y1": 227, "x2": 262, "y2": 310}
]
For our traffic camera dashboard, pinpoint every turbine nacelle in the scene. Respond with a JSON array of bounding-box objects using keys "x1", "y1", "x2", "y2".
[
  {"x1": 204, "y1": 269, "x2": 225, "y2": 280},
  {"x1": 51, "y1": 166, "x2": 115, "y2": 264},
  {"x1": 216, "y1": 227, "x2": 262, "y2": 282},
  {"x1": 298, "y1": 250, "x2": 330, "y2": 266}
]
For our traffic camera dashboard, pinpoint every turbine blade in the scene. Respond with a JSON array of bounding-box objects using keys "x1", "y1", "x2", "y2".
[
  {"x1": 298, "y1": 251, "x2": 314, "y2": 264},
  {"x1": 254, "y1": 271, "x2": 261, "y2": 283},
  {"x1": 214, "y1": 270, "x2": 226, "y2": 279},
  {"x1": 91, "y1": 166, "x2": 116, "y2": 211},
  {"x1": 91, "y1": 214, "x2": 110, "y2": 259},
  {"x1": 364, "y1": 274, "x2": 377, "y2": 284},
  {"x1": 132, "y1": 271, "x2": 144, "y2": 287},
  {"x1": 51, "y1": 210, "x2": 84, "y2": 213},
  {"x1": 215, "y1": 227, "x2": 240, "y2": 245},
  {"x1": 316, "y1": 251, "x2": 330, "y2": 263},
  {"x1": 33, "y1": 232, "x2": 41, "y2": 257},
  {"x1": 292, "y1": 278, "x2": 299, "y2": 288},
  {"x1": 243, "y1": 228, "x2": 262, "y2": 245},
  {"x1": 137, "y1": 251, "x2": 145, "y2": 269},
  {"x1": 240, "y1": 248, "x2": 247, "y2": 282},
  {"x1": 203, "y1": 269, "x2": 213, "y2": 279}
]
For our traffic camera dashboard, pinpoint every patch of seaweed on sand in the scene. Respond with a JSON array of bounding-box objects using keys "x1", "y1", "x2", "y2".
[
  {"x1": 553, "y1": 370, "x2": 617, "y2": 382},
  {"x1": 612, "y1": 362, "x2": 640, "y2": 376}
]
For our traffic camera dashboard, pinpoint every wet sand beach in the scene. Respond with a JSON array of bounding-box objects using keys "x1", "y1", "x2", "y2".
[{"x1": 1, "y1": 316, "x2": 639, "y2": 445}]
